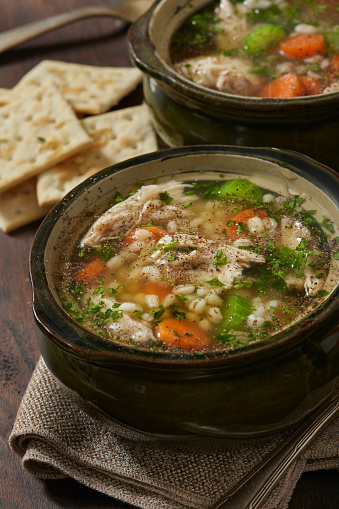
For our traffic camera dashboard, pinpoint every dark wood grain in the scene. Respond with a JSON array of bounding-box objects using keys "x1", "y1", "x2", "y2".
[{"x1": 0, "y1": 1, "x2": 337, "y2": 508}]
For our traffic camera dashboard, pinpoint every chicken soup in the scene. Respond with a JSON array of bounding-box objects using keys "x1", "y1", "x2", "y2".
[
  {"x1": 170, "y1": 0, "x2": 339, "y2": 98},
  {"x1": 56, "y1": 175, "x2": 338, "y2": 352}
]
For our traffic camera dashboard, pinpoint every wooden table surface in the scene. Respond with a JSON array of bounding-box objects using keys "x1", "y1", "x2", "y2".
[{"x1": 0, "y1": 1, "x2": 338, "y2": 508}]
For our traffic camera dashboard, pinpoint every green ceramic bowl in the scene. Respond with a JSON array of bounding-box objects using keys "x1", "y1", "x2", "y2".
[
  {"x1": 128, "y1": 0, "x2": 339, "y2": 171},
  {"x1": 29, "y1": 146, "x2": 339, "y2": 437}
]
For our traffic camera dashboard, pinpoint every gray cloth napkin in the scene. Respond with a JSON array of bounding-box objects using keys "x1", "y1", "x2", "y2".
[{"x1": 9, "y1": 358, "x2": 339, "y2": 509}]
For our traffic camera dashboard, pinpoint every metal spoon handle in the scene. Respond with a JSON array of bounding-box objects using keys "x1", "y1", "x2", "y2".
[
  {"x1": 0, "y1": 6, "x2": 128, "y2": 54},
  {"x1": 209, "y1": 394, "x2": 339, "y2": 509}
]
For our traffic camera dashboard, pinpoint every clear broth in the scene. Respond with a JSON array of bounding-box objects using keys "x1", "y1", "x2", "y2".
[{"x1": 55, "y1": 175, "x2": 338, "y2": 353}]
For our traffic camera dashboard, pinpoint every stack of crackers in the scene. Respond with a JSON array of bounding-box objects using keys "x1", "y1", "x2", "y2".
[{"x1": 0, "y1": 60, "x2": 158, "y2": 233}]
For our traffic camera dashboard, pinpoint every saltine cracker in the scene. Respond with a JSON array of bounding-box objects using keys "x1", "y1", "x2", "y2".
[
  {"x1": 0, "y1": 84, "x2": 93, "y2": 193},
  {"x1": 0, "y1": 178, "x2": 50, "y2": 233},
  {"x1": 37, "y1": 104, "x2": 158, "y2": 207},
  {"x1": 13, "y1": 60, "x2": 143, "y2": 115}
]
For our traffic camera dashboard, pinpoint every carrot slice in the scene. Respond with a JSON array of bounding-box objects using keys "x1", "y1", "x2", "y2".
[
  {"x1": 156, "y1": 318, "x2": 211, "y2": 350},
  {"x1": 279, "y1": 34, "x2": 324, "y2": 59},
  {"x1": 258, "y1": 74, "x2": 303, "y2": 98},
  {"x1": 143, "y1": 281, "x2": 172, "y2": 300},
  {"x1": 299, "y1": 76, "x2": 321, "y2": 96},
  {"x1": 123, "y1": 226, "x2": 168, "y2": 245},
  {"x1": 225, "y1": 209, "x2": 266, "y2": 241},
  {"x1": 75, "y1": 258, "x2": 106, "y2": 284}
]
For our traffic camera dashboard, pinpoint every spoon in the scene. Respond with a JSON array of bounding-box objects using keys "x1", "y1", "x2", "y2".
[
  {"x1": 209, "y1": 392, "x2": 338, "y2": 509},
  {"x1": 0, "y1": 0, "x2": 154, "y2": 54}
]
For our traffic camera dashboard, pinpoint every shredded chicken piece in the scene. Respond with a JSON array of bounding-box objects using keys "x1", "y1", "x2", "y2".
[
  {"x1": 278, "y1": 217, "x2": 325, "y2": 296},
  {"x1": 108, "y1": 314, "x2": 156, "y2": 342},
  {"x1": 175, "y1": 55, "x2": 262, "y2": 96},
  {"x1": 139, "y1": 203, "x2": 193, "y2": 230},
  {"x1": 304, "y1": 266, "x2": 325, "y2": 297},
  {"x1": 285, "y1": 267, "x2": 324, "y2": 297},
  {"x1": 150, "y1": 233, "x2": 265, "y2": 286},
  {"x1": 81, "y1": 180, "x2": 192, "y2": 247},
  {"x1": 277, "y1": 217, "x2": 312, "y2": 250},
  {"x1": 214, "y1": 0, "x2": 249, "y2": 49},
  {"x1": 323, "y1": 81, "x2": 339, "y2": 94}
]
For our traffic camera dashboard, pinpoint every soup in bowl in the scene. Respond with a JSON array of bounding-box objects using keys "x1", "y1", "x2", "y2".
[
  {"x1": 170, "y1": 0, "x2": 339, "y2": 99},
  {"x1": 30, "y1": 146, "x2": 339, "y2": 436},
  {"x1": 128, "y1": 0, "x2": 339, "y2": 170}
]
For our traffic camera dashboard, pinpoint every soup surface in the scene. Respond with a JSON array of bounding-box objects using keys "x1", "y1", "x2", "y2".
[
  {"x1": 170, "y1": 0, "x2": 339, "y2": 98},
  {"x1": 57, "y1": 175, "x2": 338, "y2": 353}
]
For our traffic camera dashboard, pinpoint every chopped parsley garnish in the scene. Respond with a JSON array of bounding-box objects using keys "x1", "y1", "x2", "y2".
[
  {"x1": 88, "y1": 239, "x2": 117, "y2": 261},
  {"x1": 159, "y1": 191, "x2": 173, "y2": 205},
  {"x1": 171, "y1": 306, "x2": 186, "y2": 321},
  {"x1": 265, "y1": 238, "x2": 323, "y2": 280},
  {"x1": 93, "y1": 286, "x2": 104, "y2": 296},
  {"x1": 109, "y1": 285, "x2": 125, "y2": 294},
  {"x1": 306, "y1": 64, "x2": 329, "y2": 82},
  {"x1": 165, "y1": 252, "x2": 176, "y2": 262},
  {"x1": 108, "y1": 191, "x2": 125, "y2": 206},
  {"x1": 163, "y1": 239, "x2": 178, "y2": 251},
  {"x1": 214, "y1": 332, "x2": 248, "y2": 348},
  {"x1": 206, "y1": 276, "x2": 225, "y2": 287},
  {"x1": 318, "y1": 290, "x2": 329, "y2": 297},
  {"x1": 283, "y1": 195, "x2": 306, "y2": 210},
  {"x1": 140, "y1": 220, "x2": 155, "y2": 227},
  {"x1": 237, "y1": 221, "x2": 246, "y2": 234},
  {"x1": 133, "y1": 309, "x2": 143, "y2": 319},
  {"x1": 213, "y1": 250, "x2": 228, "y2": 266},
  {"x1": 256, "y1": 270, "x2": 287, "y2": 296},
  {"x1": 100, "y1": 308, "x2": 123, "y2": 322},
  {"x1": 66, "y1": 281, "x2": 85, "y2": 298},
  {"x1": 63, "y1": 297, "x2": 123, "y2": 324},
  {"x1": 233, "y1": 280, "x2": 255, "y2": 290},
  {"x1": 249, "y1": 65, "x2": 276, "y2": 79},
  {"x1": 151, "y1": 340, "x2": 164, "y2": 349},
  {"x1": 320, "y1": 216, "x2": 335, "y2": 234},
  {"x1": 175, "y1": 294, "x2": 189, "y2": 303},
  {"x1": 149, "y1": 306, "x2": 165, "y2": 320},
  {"x1": 219, "y1": 48, "x2": 238, "y2": 57}
]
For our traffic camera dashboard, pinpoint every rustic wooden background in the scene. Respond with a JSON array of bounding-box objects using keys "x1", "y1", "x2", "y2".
[{"x1": 0, "y1": 1, "x2": 338, "y2": 508}]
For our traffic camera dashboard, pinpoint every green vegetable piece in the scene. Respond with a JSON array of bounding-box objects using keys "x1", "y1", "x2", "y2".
[
  {"x1": 243, "y1": 24, "x2": 286, "y2": 56},
  {"x1": 324, "y1": 32, "x2": 339, "y2": 52},
  {"x1": 221, "y1": 294, "x2": 252, "y2": 331},
  {"x1": 216, "y1": 178, "x2": 263, "y2": 201}
]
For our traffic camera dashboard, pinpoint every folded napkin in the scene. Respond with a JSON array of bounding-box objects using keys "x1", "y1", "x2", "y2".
[{"x1": 9, "y1": 358, "x2": 339, "y2": 509}]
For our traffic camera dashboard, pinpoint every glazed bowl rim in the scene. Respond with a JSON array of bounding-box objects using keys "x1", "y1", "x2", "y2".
[
  {"x1": 128, "y1": 0, "x2": 339, "y2": 111},
  {"x1": 29, "y1": 145, "x2": 339, "y2": 368}
]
